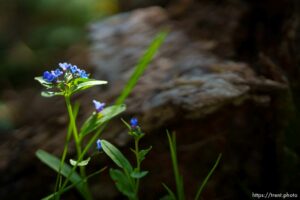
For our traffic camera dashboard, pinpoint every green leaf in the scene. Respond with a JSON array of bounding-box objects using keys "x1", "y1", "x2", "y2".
[
  {"x1": 138, "y1": 146, "x2": 152, "y2": 162},
  {"x1": 35, "y1": 149, "x2": 86, "y2": 198},
  {"x1": 73, "y1": 77, "x2": 91, "y2": 85},
  {"x1": 71, "y1": 79, "x2": 107, "y2": 94},
  {"x1": 34, "y1": 76, "x2": 53, "y2": 89},
  {"x1": 80, "y1": 104, "x2": 126, "y2": 138},
  {"x1": 130, "y1": 170, "x2": 148, "y2": 179},
  {"x1": 110, "y1": 168, "x2": 135, "y2": 199},
  {"x1": 194, "y1": 153, "x2": 222, "y2": 200},
  {"x1": 115, "y1": 31, "x2": 168, "y2": 105},
  {"x1": 162, "y1": 183, "x2": 176, "y2": 200},
  {"x1": 69, "y1": 157, "x2": 91, "y2": 167},
  {"x1": 41, "y1": 91, "x2": 64, "y2": 97},
  {"x1": 101, "y1": 140, "x2": 133, "y2": 173}
]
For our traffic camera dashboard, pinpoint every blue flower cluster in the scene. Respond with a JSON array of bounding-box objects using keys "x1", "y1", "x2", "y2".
[
  {"x1": 43, "y1": 69, "x2": 63, "y2": 83},
  {"x1": 42, "y1": 62, "x2": 89, "y2": 83}
]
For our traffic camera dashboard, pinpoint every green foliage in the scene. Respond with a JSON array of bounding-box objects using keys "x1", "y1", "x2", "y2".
[
  {"x1": 34, "y1": 77, "x2": 54, "y2": 88},
  {"x1": 42, "y1": 167, "x2": 106, "y2": 200},
  {"x1": 163, "y1": 132, "x2": 222, "y2": 200},
  {"x1": 71, "y1": 79, "x2": 108, "y2": 95},
  {"x1": 130, "y1": 170, "x2": 149, "y2": 179},
  {"x1": 101, "y1": 140, "x2": 133, "y2": 173},
  {"x1": 110, "y1": 168, "x2": 136, "y2": 199},
  {"x1": 35, "y1": 150, "x2": 87, "y2": 198},
  {"x1": 102, "y1": 118, "x2": 152, "y2": 200},
  {"x1": 34, "y1": 28, "x2": 222, "y2": 200},
  {"x1": 35, "y1": 74, "x2": 108, "y2": 97},
  {"x1": 137, "y1": 146, "x2": 152, "y2": 162},
  {"x1": 35, "y1": 31, "x2": 166, "y2": 200},
  {"x1": 103, "y1": 140, "x2": 136, "y2": 199},
  {"x1": 80, "y1": 104, "x2": 126, "y2": 138}
]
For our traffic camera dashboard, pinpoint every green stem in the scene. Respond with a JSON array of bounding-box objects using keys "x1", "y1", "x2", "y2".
[
  {"x1": 64, "y1": 95, "x2": 93, "y2": 200},
  {"x1": 65, "y1": 96, "x2": 81, "y2": 156},
  {"x1": 58, "y1": 124, "x2": 106, "y2": 197},
  {"x1": 58, "y1": 104, "x2": 125, "y2": 196},
  {"x1": 134, "y1": 138, "x2": 141, "y2": 199},
  {"x1": 53, "y1": 121, "x2": 73, "y2": 200}
]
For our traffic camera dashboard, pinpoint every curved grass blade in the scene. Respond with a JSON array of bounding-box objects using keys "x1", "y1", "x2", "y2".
[
  {"x1": 115, "y1": 31, "x2": 168, "y2": 105},
  {"x1": 162, "y1": 183, "x2": 177, "y2": 200},
  {"x1": 194, "y1": 153, "x2": 222, "y2": 200}
]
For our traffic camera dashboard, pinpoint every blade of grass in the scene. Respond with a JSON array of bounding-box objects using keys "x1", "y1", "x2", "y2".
[
  {"x1": 167, "y1": 131, "x2": 185, "y2": 200},
  {"x1": 162, "y1": 183, "x2": 177, "y2": 200},
  {"x1": 115, "y1": 31, "x2": 168, "y2": 105},
  {"x1": 194, "y1": 153, "x2": 222, "y2": 200}
]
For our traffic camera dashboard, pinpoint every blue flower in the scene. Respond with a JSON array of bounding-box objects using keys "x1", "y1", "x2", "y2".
[
  {"x1": 59, "y1": 62, "x2": 71, "y2": 71},
  {"x1": 96, "y1": 139, "x2": 102, "y2": 151},
  {"x1": 93, "y1": 100, "x2": 105, "y2": 113},
  {"x1": 130, "y1": 118, "x2": 138, "y2": 128},
  {"x1": 78, "y1": 69, "x2": 89, "y2": 79},
  {"x1": 52, "y1": 69, "x2": 63, "y2": 78},
  {"x1": 43, "y1": 71, "x2": 56, "y2": 82},
  {"x1": 70, "y1": 65, "x2": 79, "y2": 74}
]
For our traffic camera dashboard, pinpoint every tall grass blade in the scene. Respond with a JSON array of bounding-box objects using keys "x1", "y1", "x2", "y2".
[
  {"x1": 194, "y1": 153, "x2": 222, "y2": 200},
  {"x1": 115, "y1": 31, "x2": 168, "y2": 105},
  {"x1": 167, "y1": 131, "x2": 185, "y2": 200}
]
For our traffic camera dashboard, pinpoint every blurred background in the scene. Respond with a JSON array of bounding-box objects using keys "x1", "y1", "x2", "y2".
[{"x1": 0, "y1": 0, "x2": 300, "y2": 199}]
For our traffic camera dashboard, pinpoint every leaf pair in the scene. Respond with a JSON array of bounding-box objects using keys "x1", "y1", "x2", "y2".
[
  {"x1": 102, "y1": 140, "x2": 151, "y2": 200},
  {"x1": 101, "y1": 140, "x2": 135, "y2": 198},
  {"x1": 35, "y1": 77, "x2": 107, "y2": 97}
]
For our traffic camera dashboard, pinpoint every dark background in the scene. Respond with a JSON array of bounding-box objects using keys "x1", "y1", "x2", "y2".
[{"x1": 0, "y1": 0, "x2": 299, "y2": 199}]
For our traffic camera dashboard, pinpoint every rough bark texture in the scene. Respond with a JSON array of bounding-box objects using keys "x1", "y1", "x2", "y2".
[{"x1": 0, "y1": 0, "x2": 299, "y2": 200}]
